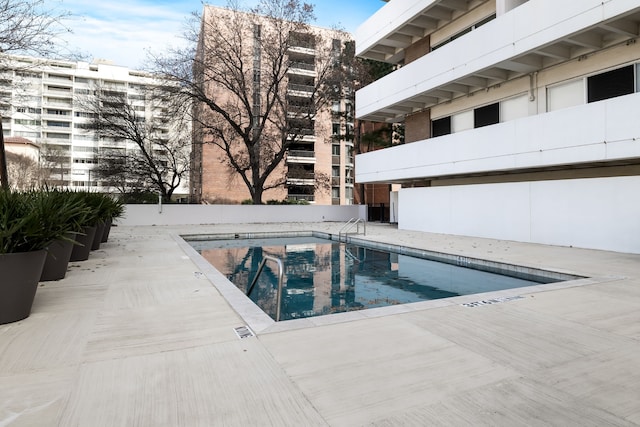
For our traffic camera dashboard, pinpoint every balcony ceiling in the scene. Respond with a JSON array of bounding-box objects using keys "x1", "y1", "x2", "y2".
[
  {"x1": 359, "y1": 0, "x2": 491, "y2": 64},
  {"x1": 361, "y1": 8, "x2": 640, "y2": 123}
]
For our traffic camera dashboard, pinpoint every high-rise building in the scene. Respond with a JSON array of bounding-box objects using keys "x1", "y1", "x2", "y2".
[
  {"x1": 355, "y1": 0, "x2": 640, "y2": 253},
  {"x1": 191, "y1": 5, "x2": 354, "y2": 205},
  {"x1": 0, "y1": 55, "x2": 188, "y2": 196}
]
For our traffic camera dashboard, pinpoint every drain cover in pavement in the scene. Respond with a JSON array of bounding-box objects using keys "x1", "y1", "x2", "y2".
[{"x1": 234, "y1": 325, "x2": 255, "y2": 339}]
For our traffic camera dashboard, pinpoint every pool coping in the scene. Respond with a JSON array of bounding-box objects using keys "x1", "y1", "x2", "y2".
[{"x1": 174, "y1": 231, "x2": 622, "y2": 335}]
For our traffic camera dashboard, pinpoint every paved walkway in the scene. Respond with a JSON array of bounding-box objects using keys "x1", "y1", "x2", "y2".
[{"x1": 1, "y1": 223, "x2": 639, "y2": 426}]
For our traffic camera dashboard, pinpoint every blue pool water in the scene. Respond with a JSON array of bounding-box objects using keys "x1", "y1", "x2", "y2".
[{"x1": 189, "y1": 236, "x2": 561, "y2": 321}]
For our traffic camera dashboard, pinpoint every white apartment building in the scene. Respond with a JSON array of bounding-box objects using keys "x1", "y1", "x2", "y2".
[
  {"x1": 0, "y1": 55, "x2": 187, "y2": 195},
  {"x1": 355, "y1": 0, "x2": 640, "y2": 254}
]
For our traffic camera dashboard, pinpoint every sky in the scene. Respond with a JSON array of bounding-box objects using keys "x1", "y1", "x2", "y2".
[{"x1": 51, "y1": 0, "x2": 385, "y2": 70}]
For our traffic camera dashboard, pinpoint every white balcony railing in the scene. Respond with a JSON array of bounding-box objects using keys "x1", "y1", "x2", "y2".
[
  {"x1": 356, "y1": 92, "x2": 640, "y2": 183},
  {"x1": 356, "y1": 0, "x2": 640, "y2": 122}
]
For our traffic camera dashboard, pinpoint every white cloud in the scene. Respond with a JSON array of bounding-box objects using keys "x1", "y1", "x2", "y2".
[
  {"x1": 53, "y1": 0, "x2": 383, "y2": 69},
  {"x1": 57, "y1": 0, "x2": 200, "y2": 68}
]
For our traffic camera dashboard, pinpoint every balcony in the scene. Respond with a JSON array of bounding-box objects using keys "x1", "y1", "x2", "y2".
[
  {"x1": 287, "y1": 178, "x2": 315, "y2": 186},
  {"x1": 287, "y1": 150, "x2": 316, "y2": 164},
  {"x1": 357, "y1": 0, "x2": 492, "y2": 63},
  {"x1": 356, "y1": 92, "x2": 640, "y2": 184},
  {"x1": 45, "y1": 88, "x2": 72, "y2": 98},
  {"x1": 287, "y1": 83, "x2": 315, "y2": 97},
  {"x1": 287, "y1": 193, "x2": 315, "y2": 202},
  {"x1": 288, "y1": 61, "x2": 316, "y2": 77},
  {"x1": 356, "y1": 0, "x2": 640, "y2": 122},
  {"x1": 287, "y1": 45, "x2": 315, "y2": 57}
]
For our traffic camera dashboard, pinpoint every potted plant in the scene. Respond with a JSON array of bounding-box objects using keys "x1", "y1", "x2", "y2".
[
  {"x1": 40, "y1": 190, "x2": 92, "y2": 281},
  {"x1": 0, "y1": 190, "x2": 72, "y2": 324},
  {"x1": 101, "y1": 196, "x2": 125, "y2": 243},
  {"x1": 69, "y1": 191, "x2": 102, "y2": 262}
]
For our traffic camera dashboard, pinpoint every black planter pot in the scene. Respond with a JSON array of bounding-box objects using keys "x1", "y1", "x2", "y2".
[
  {"x1": 70, "y1": 226, "x2": 97, "y2": 262},
  {"x1": 0, "y1": 250, "x2": 47, "y2": 324},
  {"x1": 91, "y1": 221, "x2": 106, "y2": 251},
  {"x1": 101, "y1": 218, "x2": 112, "y2": 243},
  {"x1": 41, "y1": 234, "x2": 75, "y2": 281}
]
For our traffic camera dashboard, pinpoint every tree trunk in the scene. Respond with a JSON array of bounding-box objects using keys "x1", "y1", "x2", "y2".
[
  {"x1": 0, "y1": 120, "x2": 9, "y2": 190},
  {"x1": 252, "y1": 186, "x2": 263, "y2": 204}
]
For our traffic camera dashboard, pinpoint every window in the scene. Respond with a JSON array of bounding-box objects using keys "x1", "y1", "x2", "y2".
[
  {"x1": 47, "y1": 74, "x2": 72, "y2": 81},
  {"x1": 587, "y1": 65, "x2": 634, "y2": 103},
  {"x1": 452, "y1": 110, "x2": 473, "y2": 133},
  {"x1": 47, "y1": 109, "x2": 69, "y2": 115},
  {"x1": 432, "y1": 14, "x2": 496, "y2": 50},
  {"x1": 16, "y1": 107, "x2": 41, "y2": 114},
  {"x1": 332, "y1": 144, "x2": 340, "y2": 156},
  {"x1": 46, "y1": 132, "x2": 70, "y2": 139},
  {"x1": 47, "y1": 121, "x2": 70, "y2": 127},
  {"x1": 474, "y1": 103, "x2": 499, "y2": 128},
  {"x1": 15, "y1": 119, "x2": 41, "y2": 126},
  {"x1": 432, "y1": 116, "x2": 451, "y2": 137},
  {"x1": 14, "y1": 131, "x2": 40, "y2": 138},
  {"x1": 500, "y1": 95, "x2": 529, "y2": 122},
  {"x1": 332, "y1": 123, "x2": 340, "y2": 136}
]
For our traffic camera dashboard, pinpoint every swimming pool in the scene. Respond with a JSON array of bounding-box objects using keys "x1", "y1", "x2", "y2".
[{"x1": 187, "y1": 233, "x2": 578, "y2": 322}]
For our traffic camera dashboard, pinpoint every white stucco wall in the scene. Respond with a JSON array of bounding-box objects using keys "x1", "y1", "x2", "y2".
[
  {"x1": 118, "y1": 204, "x2": 367, "y2": 226},
  {"x1": 357, "y1": 92, "x2": 640, "y2": 184},
  {"x1": 399, "y1": 176, "x2": 640, "y2": 254},
  {"x1": 356, "y1": 0, "x2": 639, "y2": 119}
]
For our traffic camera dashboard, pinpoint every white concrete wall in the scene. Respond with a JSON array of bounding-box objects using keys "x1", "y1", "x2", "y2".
[
  {"x1": 356, "y1": 0, "x2": 639, "y2": 119},
  {"x1": 400, "y1": 176, "x2": 640, "y2": 254},
  {"x1": 356, "y1": 92, "x2": 640, "y2": 183},
  {"x1": 118, "y1": 204, "x2": 367, "y2": 226}
]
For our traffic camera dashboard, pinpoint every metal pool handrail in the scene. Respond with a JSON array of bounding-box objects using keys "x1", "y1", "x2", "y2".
[
  {"x1": 339, "y1": 217, "x2": 367, "y2": 241},
  {"x1": 246, "y1": 255, "x2": 285, "y2": 321}
]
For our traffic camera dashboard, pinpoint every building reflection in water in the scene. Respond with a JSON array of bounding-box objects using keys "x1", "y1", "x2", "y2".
[{"x1": 199, "y1": 239, "x2": 460, "y2": 321}]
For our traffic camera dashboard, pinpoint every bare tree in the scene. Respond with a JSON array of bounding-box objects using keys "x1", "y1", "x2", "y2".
[
  {"x1": 79, "y1": 87, "x2": 191, "y2": 202},
  {"x1": 0, "y1": 0, "x2": 72, "y2": 189},
  {"x1": 5, "y1": 150, "x2": 40, "y2": 189},
  {"x1": 40, "y1": 143, "x2": 70, "y2": 186},
  {"x1": 152, "y1": 0, "x2": 346, "y2": 204}
]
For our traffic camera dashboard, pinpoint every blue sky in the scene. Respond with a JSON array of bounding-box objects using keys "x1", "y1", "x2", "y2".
[{"x1": 53, "y1": 0, "x2": 385, "y2": 69}]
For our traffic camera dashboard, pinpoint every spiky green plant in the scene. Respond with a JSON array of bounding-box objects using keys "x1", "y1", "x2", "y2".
[{"x1": 0, "y1": 190, "x2": 90, "y2": 254}]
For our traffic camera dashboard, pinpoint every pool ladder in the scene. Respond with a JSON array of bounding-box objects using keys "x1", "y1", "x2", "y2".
[
  {"x1": 339, "y1": 218, "x2": 366, "y2": 242},
  {"x1": 246, "y1": 255, "x2": 285, "y2": 322}
]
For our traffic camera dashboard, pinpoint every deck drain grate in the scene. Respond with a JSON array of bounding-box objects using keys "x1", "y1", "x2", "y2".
[{"x1": 234, "y1": 325, "x2": 255, "y2": 339}]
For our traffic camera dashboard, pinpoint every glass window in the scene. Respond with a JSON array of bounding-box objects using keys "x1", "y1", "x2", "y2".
[
  {"x1": 587, "y1": 65, "x2": 634, "y2": 103},
  {"x1": 547, "y1": 79, "x2": 584, "y2": 112},
  {"x1": 474, "y1": 103, "x2": 499, "y2": 128},
  {"x1": 432, "y1": 116, "x2": 451, "y2": 137}
]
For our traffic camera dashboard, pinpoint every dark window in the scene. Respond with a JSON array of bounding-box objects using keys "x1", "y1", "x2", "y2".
[
  {"x1": 432, "y1": 116, "x2": 451, "y2": 137},
  {"x1": 474, "y1": 103, "x2": 499, "y2": 128},
  {"x1": 587, "y1": 65, "x2": 634, "y2": 103}
]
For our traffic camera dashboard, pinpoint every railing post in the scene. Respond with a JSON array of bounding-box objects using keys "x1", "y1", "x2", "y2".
[{"x1": 246, "y1": 255, "x2": 285, "y2": 321}]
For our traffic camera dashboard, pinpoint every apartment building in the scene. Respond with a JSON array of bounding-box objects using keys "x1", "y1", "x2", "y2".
[
  {"x1": 355, "y1": 0, "x2": 640, "y2": 253},
  {"x1": 0, "y1": 55, "x2": 187, "y2": 195},
  {"x1": 191, "y1": 5, "x2": 354, "y2": 205}
]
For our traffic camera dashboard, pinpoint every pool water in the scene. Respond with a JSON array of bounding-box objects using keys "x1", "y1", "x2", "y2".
[{"x1": 189, "y1": 235, "x2": 561, "y2": 322}]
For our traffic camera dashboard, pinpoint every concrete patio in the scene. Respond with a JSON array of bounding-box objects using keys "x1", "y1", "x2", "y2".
[{"x1": 1, "y1": 222, "x2": 639, "y2": 426}]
